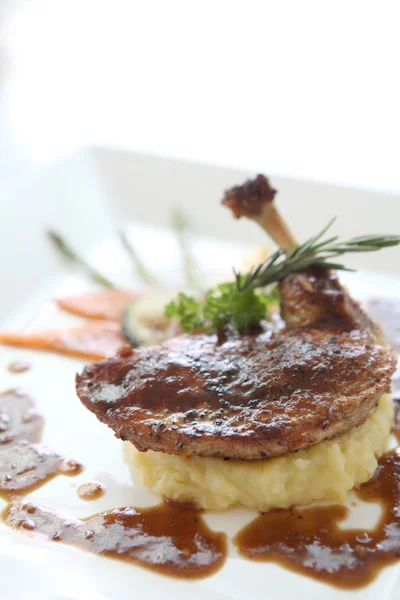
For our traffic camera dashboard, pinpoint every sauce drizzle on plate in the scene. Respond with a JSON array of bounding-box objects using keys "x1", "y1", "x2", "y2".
[
  {"x1": 234, "y1": 400, "x2": 400, "y2": 589},
  {"x1": 1, "y1": 501, "x2": 227, "y2": 579},
  {"x1": 7, "y1": 361, "x2": 31, "y2": 374},
  {"x1": 78, "y1": 481, "x2": 106, "y2": 501},
  {"x1": 0, "y1": 389, "x2": 81, "y2": 500},
  {"x1": 1, "y1": 297, "x2": 400, "y2": 585}
]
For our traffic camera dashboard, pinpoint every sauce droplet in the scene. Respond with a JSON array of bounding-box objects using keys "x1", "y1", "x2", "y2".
[
  {"x1": 61, "y1": 459, "x2": 83, "y2": 476},
  {"x1": 78, "y1": 482, "x2": 105, "y2": 501},
  {"x1": 7, "y1": 361, "x2": 31, "y2": 374}
]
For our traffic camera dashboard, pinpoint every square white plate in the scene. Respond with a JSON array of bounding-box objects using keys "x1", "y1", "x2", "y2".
[{"x1": 1, "y1": 148, "x2": 400, "y2": 600}]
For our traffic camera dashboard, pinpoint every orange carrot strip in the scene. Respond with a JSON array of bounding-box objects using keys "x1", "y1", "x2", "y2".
[
  {"x1": 0, "y1": 322, "x2": 127, "y2": 361},
  {"x1": 56, "y1": 289, "x2": 142, "y2": 322}
]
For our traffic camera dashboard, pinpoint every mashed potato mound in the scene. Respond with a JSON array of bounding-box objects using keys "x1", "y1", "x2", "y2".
[{"x1": 126, "y1": 394, "x2": 394, "y2": 511}]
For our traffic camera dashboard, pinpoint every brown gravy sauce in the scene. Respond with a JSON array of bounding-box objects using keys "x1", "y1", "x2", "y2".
[
  {"x1": 78, "y1": 481, "x2": 106, "y2": 501},
  {"x1": 0, "y1": 389, "x2": 82, "y2": 500},
  {"x1": 1, "y1": 501, "x2": 227, "y2": 579},
  {"x1": 235, "y1": 401, "x2": 400, "y2": 589},
  {"x1": 7, "y1": 361, "x2": 31, "y2": 374}
]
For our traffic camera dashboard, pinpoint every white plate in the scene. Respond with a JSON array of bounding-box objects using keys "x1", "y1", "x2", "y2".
[
  {"x1": 1, "y1": 150, "x2": 400, "y2": 599},
  {"x1": 1, "y1": 229, "x2": 400, "y2": 600}
]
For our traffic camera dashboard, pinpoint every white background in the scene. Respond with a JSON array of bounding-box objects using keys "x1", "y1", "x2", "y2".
[{"x1": 0, "y1": 0, "x2": 400, "y2": 200}]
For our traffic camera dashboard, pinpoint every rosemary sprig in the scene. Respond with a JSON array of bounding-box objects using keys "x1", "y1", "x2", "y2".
[
  {"x1": 235, "y1": 219, "x2": 400, "y2": 292},
  {"x1": 119, "y1": 230, "x2": 159, "y2": 286},
  {"x1": 171, "y1": 209, "x2": 204, "y2": 292},
  {"x1": 47, "y1": 231, "x2": 116, "y2": 288}
]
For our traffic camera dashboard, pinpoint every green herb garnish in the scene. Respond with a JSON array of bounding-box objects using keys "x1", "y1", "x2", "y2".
[
  {"x1": 165, "y1": 292, "x2": 205, "y2": 333},
  {"x1": 165, "y1": 283, "x2": 278, "y2": 333},
  {"x1": 165, "y1": 220, "x2": 400, "y2": 333}
]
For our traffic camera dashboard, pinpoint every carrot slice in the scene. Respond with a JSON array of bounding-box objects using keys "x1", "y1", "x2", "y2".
[
  {"x1": 56, "y1": 289, "x2": 142, "y2": 322},
  {"x1": 0, "y1": 322, "x2": 126, "y2": 361}
]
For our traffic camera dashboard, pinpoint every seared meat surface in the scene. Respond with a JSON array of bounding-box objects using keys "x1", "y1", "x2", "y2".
[{"x1": 76, "y1": 269, "x2": 396, "y2": 460}]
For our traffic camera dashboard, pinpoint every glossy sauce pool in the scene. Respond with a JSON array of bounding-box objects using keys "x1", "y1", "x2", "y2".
[
  {"x1": 2, "y1": 501, "x2": 227, "y2": 579},
  {"x1": 0, "y1": 388, "x2": 226, "y2": 579},
  {"x1": 235, "y1": 431, "x2": 400, "y2": 589},
  {"x1": 0, "y1": 389, "x2": 82, "y2": 500}
]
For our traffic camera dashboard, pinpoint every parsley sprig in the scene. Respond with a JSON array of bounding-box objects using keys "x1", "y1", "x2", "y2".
[{"x1": 165, "y1": 283, "x2": 278, "y2": 333}]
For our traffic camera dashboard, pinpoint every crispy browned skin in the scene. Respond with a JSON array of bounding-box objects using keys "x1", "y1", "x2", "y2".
[
  {"x1": 76, "y1": 269, "x2": 396, "y2": 460},
  {"x1": 221, "y1": 174, "x2": 276, "y2": 218}
]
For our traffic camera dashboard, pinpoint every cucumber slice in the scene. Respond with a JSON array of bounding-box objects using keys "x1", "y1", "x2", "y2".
[{"x1": 121, "y1": 291, "x2": 184, "y2": 347}]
